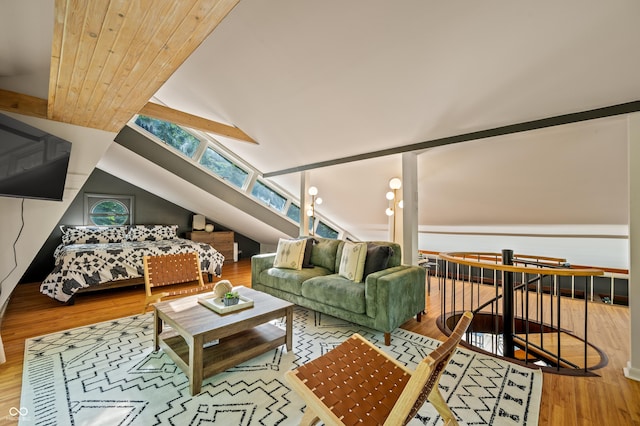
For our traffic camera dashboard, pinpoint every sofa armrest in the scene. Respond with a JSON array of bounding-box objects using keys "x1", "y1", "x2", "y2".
[
  {"x1": 365, "y1": 265, "x2": 426, "y2": 332},
  {"x1": 251, "y1": 253, "x2": 276, "y2": 287}
]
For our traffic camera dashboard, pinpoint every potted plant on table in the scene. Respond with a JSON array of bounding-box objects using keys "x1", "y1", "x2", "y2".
[{"x1": 223, "y1": 291, "x2": 240, "y2": 306}]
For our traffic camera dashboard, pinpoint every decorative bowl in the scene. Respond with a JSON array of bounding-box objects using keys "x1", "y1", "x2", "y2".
[{"x1": 213, "y1": 280, "x2": 233, "y2": 298}]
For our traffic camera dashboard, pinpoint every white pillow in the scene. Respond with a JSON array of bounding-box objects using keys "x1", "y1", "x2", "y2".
[
  {"x1": 338, "y1": 241, "x2": 368, "y2": 282},
  {"x1": 273, "y1": 238, "x2": 307, "y2": 270}
]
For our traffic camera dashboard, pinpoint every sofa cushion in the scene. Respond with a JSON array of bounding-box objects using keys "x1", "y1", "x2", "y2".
[
  {"x1": 310, "y1": 238, "x2": 343, "y2": 272},
  {"x1": 363, "y1": 243, "x2": 394, "y2": 279},
  {"x1": 259, "y1": 266, "x2": 331, "y2": 296},
  {"x1": 301, "y1": 274, "x2": 366, "y2": 314},
  {"x1": 338, "y1": 241, "x2": 367, "y2": 282},
  {"x1": 273, "y1": 238, "x2": 307, "y2": 270}
]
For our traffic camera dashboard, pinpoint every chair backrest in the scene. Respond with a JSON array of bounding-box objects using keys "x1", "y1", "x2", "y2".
[
  {"x1": 388, "y1": 311, "x2": 473, "y2": 424},
  {"x1": 143, "y1": 252, "x2": 205, "y2": 299}
]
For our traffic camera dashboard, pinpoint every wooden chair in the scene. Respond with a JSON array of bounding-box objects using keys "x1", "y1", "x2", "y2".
[
  {"x1": 285, "y1": 311, "x2": 473, "y2": 426},
  {"x1": 142, "y1": 252, "x2": 214, "y2": 312}
]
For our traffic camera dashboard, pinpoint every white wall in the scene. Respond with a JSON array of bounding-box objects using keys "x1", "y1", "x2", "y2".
[
  {"x1": 421, "y1": 224, "x2": 629, "y2": 269},
  {"x1": 625, "y1": 112, "x2": 640, "y2": 381}
]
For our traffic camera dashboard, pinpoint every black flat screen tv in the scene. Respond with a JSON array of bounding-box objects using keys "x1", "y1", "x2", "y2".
[{"x1": 0, "y1": 113, "x2": 72, "y2": 201}]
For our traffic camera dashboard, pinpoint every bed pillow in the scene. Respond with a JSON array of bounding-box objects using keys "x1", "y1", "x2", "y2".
[
  {"x1": 273, "y1": 238, "x2": 307, "y2": 270},
  {"x1": 126, "y1": 225, "x2": 179, "y2": 242},
  {"x1": 338, "y1": 241, "x2": 368, "y2": 282},
  {"x1": 60, "y1": 226, "x2": 128, "y2": 245}
]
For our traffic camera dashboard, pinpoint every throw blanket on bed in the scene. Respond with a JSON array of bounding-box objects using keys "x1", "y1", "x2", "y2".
[{"x1": 40, "y1": 239, "x2": 225, "y2": 303}]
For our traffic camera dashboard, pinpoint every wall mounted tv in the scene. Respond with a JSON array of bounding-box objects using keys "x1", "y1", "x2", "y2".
[{"x1": 0, "y1": 113, "x2": 72, "y2": 201}]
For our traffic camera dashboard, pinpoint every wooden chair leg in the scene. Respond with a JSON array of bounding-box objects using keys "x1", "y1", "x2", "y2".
[
  {"x1": 300, "y1": 407, "x2": 320, "y2": 426},
  {"x1": 384, "y1": 332, "x2": 391, "y2": 346},
  {"x1": 428, "y1": 387, "x2": 458, "y2": 426}
]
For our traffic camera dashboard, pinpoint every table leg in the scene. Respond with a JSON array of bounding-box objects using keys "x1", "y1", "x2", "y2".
[
  {"x1": 286, "y1": 306, "x2": 293, "y2": 352},
  {"x1": 153, "y1": 309, "x2": 162, "y2": 351},
  {"x1": 189, "y1": 335, "x2": 204, "y2": 395}
]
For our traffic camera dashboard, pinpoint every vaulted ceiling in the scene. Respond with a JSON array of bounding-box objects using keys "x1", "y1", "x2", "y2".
[{"x1": 1, "y1": 0, "x2": 639, "y2": 246}]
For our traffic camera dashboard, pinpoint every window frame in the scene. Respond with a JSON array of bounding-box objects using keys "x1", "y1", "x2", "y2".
[{"x1": 84, "y1": 193, "x2": 135, "y2": 226}]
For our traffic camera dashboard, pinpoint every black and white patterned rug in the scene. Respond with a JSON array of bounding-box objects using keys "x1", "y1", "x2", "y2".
[{"x1": 19, "y1": 308, "x2": 542, "y2": 425}]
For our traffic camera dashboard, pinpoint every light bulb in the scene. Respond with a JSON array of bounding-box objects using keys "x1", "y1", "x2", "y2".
[
  {"x1": 306, "y1": 208, "x2": 314, "y2": 216},
  {"x1": 308, "y1": 186, "x2": 318, "y2": 196},
  {"x1": 398, "y1": 200, "x2": 404, "y2": 209},
  {"x1": 389, "y1": 178, "x2": 402, "y2": 190},
  {"x1": 385, "y1": 207, "x2": 394, "y2": 216},
  {"x1": 315, "y1": 197, "x2": 322, "y2": 205},
  {"x1": 386, "y1": 191, "x2": 394, "y2": 200}
]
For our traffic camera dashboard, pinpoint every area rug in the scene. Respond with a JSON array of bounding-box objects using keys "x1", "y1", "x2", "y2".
[{"x1": 19, "y1": 308, "x2": 542, "y2": 425}]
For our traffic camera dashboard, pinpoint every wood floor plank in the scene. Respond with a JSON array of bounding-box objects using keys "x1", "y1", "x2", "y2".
[{"x1": 1, "y1": 259, "x2": 639, "y2": 424}]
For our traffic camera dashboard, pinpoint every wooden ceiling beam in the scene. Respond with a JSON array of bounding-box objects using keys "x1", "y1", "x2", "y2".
[
  {"x1": 0, "y1": 89, "x2": 48, "y2": 120},
  {"x1": 0, "y1": 88, "x2": 256, "y2": 145},
  {"x1": 140, "y1": 102, "x2": 256, "y2": 143},
  {"x1": 48, "y1": 0, "x2": 242, "y2": 133}
]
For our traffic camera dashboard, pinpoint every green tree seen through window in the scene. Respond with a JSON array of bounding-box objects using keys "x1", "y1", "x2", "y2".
[
  {"x1": 316, "y1": 221, "x2": 339, "y2": 239},
  {"x1": 134, "y1": 115, "x2": 200, "y2": 158},
  {"x1": 90, "y1": 200, "x2": 130, "y2": 226},
  {"x1": 286, "y1": 204, "x2": 300, "y2": 223},
  {"x1": 199, "y1": 147, "x2": 248, "y2": 188},
  {"x1": 251, "y1": 181, "x2": 286, "y2": 211}
]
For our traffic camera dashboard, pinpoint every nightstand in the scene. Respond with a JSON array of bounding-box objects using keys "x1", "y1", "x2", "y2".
[{"x1": 186, "y1": 231, "x2": 235, "y2": 263}]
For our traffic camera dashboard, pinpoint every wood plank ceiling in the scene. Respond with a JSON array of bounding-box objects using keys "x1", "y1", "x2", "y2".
[{"x1": 4, "y1": 0, "x2": 255, "y2": 142}]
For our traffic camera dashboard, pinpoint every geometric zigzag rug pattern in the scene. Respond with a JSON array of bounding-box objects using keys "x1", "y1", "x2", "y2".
[{"x1": 19, "y1": 307, "x2": 542, "y2": 425}]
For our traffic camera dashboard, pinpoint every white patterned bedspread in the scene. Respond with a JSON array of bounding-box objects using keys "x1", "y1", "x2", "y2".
[{"x1": 40, "y1": 238, "x2": 225, "y2": 303}]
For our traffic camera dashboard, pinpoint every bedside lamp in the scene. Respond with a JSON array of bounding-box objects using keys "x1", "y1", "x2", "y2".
[{"x1": 193, "y1": 214, "x2": 206, "y2": 230}]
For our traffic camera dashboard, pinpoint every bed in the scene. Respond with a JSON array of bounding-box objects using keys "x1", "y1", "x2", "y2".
[{"x1": 40, "y1": 225, "x2": 226, "y2": 303}]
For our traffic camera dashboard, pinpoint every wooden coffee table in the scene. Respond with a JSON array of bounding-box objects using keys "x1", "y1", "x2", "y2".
[{"x1": 153, "y1": 286, "x2": 293, "y2": 395}]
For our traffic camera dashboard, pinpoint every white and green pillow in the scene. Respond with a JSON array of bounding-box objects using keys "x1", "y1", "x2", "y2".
[
  {"x1": 273, "y1": 238, "x2": 307, "y2": 270},
  {"x1": 338, "y1": 241, "x2": 368, "y2": 282}
]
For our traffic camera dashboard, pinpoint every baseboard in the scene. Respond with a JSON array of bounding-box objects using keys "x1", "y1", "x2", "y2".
[{"x1": 623, "y1": 361, "x2": 640, "y2": 382}]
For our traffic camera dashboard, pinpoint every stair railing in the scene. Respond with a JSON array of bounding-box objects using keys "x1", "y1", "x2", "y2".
[{"x1": 437, "y1": 251, "x2": 604, "y2": 373}]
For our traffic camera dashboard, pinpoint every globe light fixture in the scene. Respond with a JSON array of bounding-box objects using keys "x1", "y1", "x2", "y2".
[
  {"x1": 389, "y1": 177, "x2": 402, "y2": 190},
  {"x1": 385, "y1": 178, "x2": 403, "y2": 241},
  {"x1": 308, "y1": 186, "x2": 322, "y2": 235}
]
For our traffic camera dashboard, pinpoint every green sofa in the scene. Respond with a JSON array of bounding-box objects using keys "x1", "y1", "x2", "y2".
[{"x1": 251, "y1": 238, "x2": 426, "y2": 345}]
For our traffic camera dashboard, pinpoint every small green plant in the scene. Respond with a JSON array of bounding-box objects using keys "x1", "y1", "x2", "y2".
[{"x1": 223, "y1": 291, "x2": 240, "y2": 307}]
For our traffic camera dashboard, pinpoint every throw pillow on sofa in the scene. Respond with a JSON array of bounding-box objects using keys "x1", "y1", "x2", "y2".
[
  {"x1": 274, "y1": 238, "x2": 307, "y2": 270},
  {"x1": 297, "y1": 237, "x2": 317, "y2": 268},
  {"x1": 338, "y1": 241, "x2": 367, "y2": 282},
  {"x1": 363, "y1": 243, "x2": 394, "y2": 279}
]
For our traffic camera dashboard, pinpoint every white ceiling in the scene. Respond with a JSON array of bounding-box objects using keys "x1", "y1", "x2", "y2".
[{"x1": 1, "y1": 0, "x2": 638, "y2": 245}]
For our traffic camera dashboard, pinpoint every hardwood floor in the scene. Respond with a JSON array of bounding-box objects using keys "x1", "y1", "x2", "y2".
[{"x1": 1, "y1": 259, "x2": 639, "y2": 425}]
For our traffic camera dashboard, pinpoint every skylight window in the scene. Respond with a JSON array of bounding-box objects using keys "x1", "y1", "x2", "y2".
[
  {"x1": 316, "y1": 221, "x2": 339, "y2": 239},
  {"x1": 286, "y1": 203, "x2": 300, "y2": 223},
  {"x1": 134, "y1": 115, "x2": 200, "y2": 158},
  {"x1": 251, "y1": 180, "x2": 287, "y2": 211},
  {"x1": 129, "y1": 114, "x2": 344, "y2": 239},
  {"x1": 199, "y1": 146, "x2": 249, "y2": 188}
]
